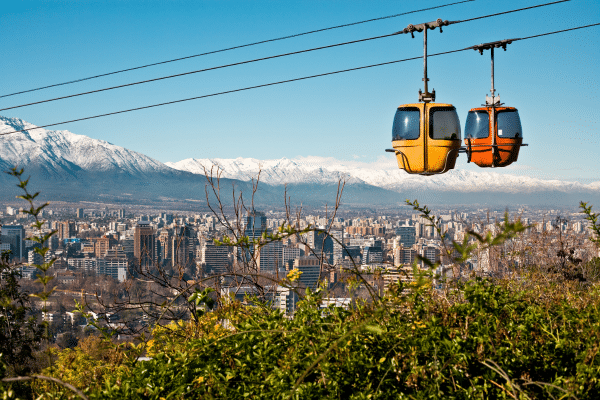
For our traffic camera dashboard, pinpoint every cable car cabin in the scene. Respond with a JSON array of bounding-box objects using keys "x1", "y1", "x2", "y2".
[
  {"x1": 391, "y1": 103, "x2": 462, "y2": 175},
  {"x1": 464, "y1": 106, "x2": 523, "y2": 168}
]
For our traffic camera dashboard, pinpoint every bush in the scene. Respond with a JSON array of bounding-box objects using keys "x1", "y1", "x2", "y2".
[{"x1": 33, "y1": 277, "x2": 600, "y2": 399}]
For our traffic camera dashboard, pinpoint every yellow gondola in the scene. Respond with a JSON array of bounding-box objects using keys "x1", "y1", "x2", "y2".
[
  {"x1": 386, "y1": 19, "x2": 461, "y2": 175},
  {"x1": 391, "y1": 103, "x2": 461, "y2": 174}
]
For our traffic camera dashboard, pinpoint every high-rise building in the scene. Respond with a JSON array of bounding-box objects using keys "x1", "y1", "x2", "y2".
[
  {"x1": 244, "y1": 210, "x2": 267, "y2": 238},
  {"x1": 363, "y1": 245, "x2": 383, "y2": 265},
  {"x1": 172, "y1": 225, "x2": 195, "y2": 268},
  {"x1": 157, "y1": 229, "x2": 172, "y2": 265},
  {"x1": 76, "y1": 208, "x2": 84, "y2": 218},
  {"x1": 394, "y1": 246, "x2": 416, "y2": 266},
  {"x1": 1, "y1": 225, "x2": 25, "y2": 261},
  {"x1": 395, "y1": 225, "x2": 416, "y2": 247},
  {"x1": 134, "y1": 222, "x2": 156, "y2": 267},
  {"x1": 293, "y1": 256, "x2": 321, "y2": 291},
  {"x1": 306, "y1": 229, "x2": 338, "y2": 265},
  {"x1": 94, "y1": 236, "x2": 113, "y2": 258},
  {"x1": 238, "y1": 210, "x2": 268, "y2": 266},
  {"x1": 57, "y1": 221, "x2": 75, "y2": 240},
  {"x1": 421, "y1": 245, "x2": 441, "y2": 265},
  {"x1": 282, "y1": 246, "x2": 302, "y2": 270},
  {"x1": 97, "y1": 249, "x2": 128, "y2": 282},
  {"x1": 201, "y1": 240, "x2": 231, "y2": 275},
  {"x1": 256, "y1": 240, "x2": 283, "y2": 274}
]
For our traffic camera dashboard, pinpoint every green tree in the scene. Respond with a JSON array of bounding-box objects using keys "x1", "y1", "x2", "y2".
[{"x1": 0, "y1": 250, "x2": 43, "y2": 377}]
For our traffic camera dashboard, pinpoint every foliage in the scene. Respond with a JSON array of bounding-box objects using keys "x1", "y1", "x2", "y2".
[
  {"x1": 32, "y1": 277, "x2": 600, "y2": 399},
  {"x1": 0, "y1": 249, "x2": 42, "y2": 377},
  {"x1": 581, "y1": 201, "x2": 600, "y2": 247}
]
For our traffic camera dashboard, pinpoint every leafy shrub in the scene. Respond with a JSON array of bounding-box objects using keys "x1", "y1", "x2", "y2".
[{"x1": 35, "y1": 276, "x2": 600, "y2": 399}]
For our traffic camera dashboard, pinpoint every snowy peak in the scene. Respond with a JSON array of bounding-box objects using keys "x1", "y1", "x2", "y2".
[
  {"x1": 0, "y1": 116, "x2": 172, "y2": 176},
  {"x1": 166, "y1": 156, "x2": 600, "y2": 194},
  {"x1": 165, "y1": 157, "x2": 363, "y2": 185}
]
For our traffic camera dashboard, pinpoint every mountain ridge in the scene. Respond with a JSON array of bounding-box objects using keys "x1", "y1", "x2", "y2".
[
  {"x1": 165, "y1": 156, "x2": 600, "y2": 194},
  {"x1": 1, "y1": 115, "x2": 598, "y2": 207}
]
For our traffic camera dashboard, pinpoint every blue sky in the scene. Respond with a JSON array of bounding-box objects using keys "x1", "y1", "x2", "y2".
[{"x1": 1, "y1": 0, "x2": 598, "y2": 181}]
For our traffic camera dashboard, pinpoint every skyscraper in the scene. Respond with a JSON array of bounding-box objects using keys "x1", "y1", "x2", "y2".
[
  {"x1": 256, "y1": 240, "x2": 283, "y2": 274},
  {"x1": 244, "y1": 210, "x2": 267, "y2": 239},
  {"x1": 1, "y1": 225, "x2": 25, "y2": 262},
  {"x1": 134, "y1": 221, "x2": 156, "y2": 268},
  {"x1": 395, "y1": 225, "x2": 417, "y2": 247},
  {"x1": 201, "y1": 240, "x2": 231, "y2": 275},
  {"x1": 172, "y1": 225, "x2": 194, "y2": 268}
]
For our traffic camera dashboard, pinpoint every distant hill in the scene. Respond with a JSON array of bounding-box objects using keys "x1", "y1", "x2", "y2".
[
  {"x1": 167, "y1": 157, "x2": 600, "y2": 206},
  {"x1": 1, "y1": 115, "x2": 599, "y2": 208}
]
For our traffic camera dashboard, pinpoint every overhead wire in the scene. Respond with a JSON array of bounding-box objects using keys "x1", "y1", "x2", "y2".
[
  {"x1": 0, "y1": 0, "x2": 572, "y2": 113},
  {"x1": 0, "y1": 0, "x2": 478, "y2": 100},
  {"x1": 1, "y1": 22, "x2": 597, "y2": 137},
  {"x1": 0, "y1": 32, "x2": 399, "y2": 113},
  {"x1": 455, "y1": 0, "x2": 569, "y2": 23}
]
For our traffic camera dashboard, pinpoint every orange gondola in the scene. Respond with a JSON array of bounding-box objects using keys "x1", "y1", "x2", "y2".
[
  {"x1": 464, "y1": 39, "x2": 527, "y2": 167},
  {"x1": 465, "y1": 106, "x2": 523, "y2": 167}
]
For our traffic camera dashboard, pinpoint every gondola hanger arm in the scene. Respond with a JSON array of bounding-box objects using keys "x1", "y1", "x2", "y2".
[
  {"x1": 395, "y1": 18, "x2": 454, "y2": 38},
  {"x1": 471, "y1": 38, "x2": 521, "y2": 54}
]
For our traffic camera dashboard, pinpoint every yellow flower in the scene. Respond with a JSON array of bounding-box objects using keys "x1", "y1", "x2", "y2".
[{"x1": 287, "y1": 269, "x2": 303, "y2": 282}]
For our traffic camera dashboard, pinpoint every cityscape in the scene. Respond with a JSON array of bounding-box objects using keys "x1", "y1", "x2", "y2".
[{"x1": 2, "y1": 197, "x2": 597, "y2": 331}]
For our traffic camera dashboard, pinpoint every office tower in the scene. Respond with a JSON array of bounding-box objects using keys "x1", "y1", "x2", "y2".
[
  {"x1": 94, "y1": 236, "x2": 113, "y2": 258},
  {"x1": 394, "y1": 247, "x2": 416, "y2": 266},
  {"x1": 282, "y1": 246, "x2": 302, "y2": 271},
  {"x1": 363, "y1": 245, "x2": 383, "y2": 265},
  {"x1": 342, "y1": 246, "x2": 362, "y2": 263},
  {"x1": 238, "y1": 210, "x2": 268, "y2": 265},
  {"x1": 293, "y1": 256, "x2": 321, "y2": 291},
  {"x1": 57, "y1": 221, "x2": 75, "y2": 240},
  {"x1": 201, "y1": 240, "x2": 231, "y2": 275},
  {"x1": 244, "y1": 210, "x2": 267, "y2": 238},
  {"x1": 1, "y1": 225, "x2": 25, "y2": 261},
  {"x1": 395, "y1": 225, "x2": 416, "y2": 247},
  {"x1": 256, "y1": 240, "x2": 283, "y2": 274},
  {"x1": 330, "y1": 230, "x2": 343, "y2": 265},
  {"x1": 134, "y1": 222, "x2": 156, "y2": 267},
  {"x1": 97, "y1": 249, "x2": 128, "y2": 282},
  {"x1": 306, "y1": 229, "x2": 336, "y2": 264},
  {"x1": 158, "y1": 229, "x2": 172, "y2": 265},
  {"x1": 76, "y1": 208, "x2": 84, "y2": 218},
  {"x1": 422, "y1": 245, "x2": 440, "y2": 265},
  {"x1": 172, "y1": 225, "x2": 195, "y2": 268}
]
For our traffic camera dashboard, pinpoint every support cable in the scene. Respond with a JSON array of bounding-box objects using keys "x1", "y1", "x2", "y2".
[
  {"x1": 1, "y1": 22, "x2": 596, "y2": 137},
  {"x1": 0, "y1": 32, "x2": 398, "y2": 113},
  {"x1": 0, "y1": 0, "x2": 478, "y2": 99},
  {"x1": 0, "y1": 0, "x2": 572, "y2": 113}
]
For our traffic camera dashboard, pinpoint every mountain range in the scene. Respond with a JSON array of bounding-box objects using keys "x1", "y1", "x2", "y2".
[{"x1": 1, "y1": 115, "x2": 599, "y2": 208}]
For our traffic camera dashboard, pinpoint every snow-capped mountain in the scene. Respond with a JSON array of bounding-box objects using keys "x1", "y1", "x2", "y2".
[
  {"x1": 166, "y1": 156, "x2": 600, "y2": 195},
  {"x1": 0, "y1": 116, "x2": 173, "y2": 177},
  {"x1": 1, "y1": 115, "x2": 598, "y2": 207}
]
